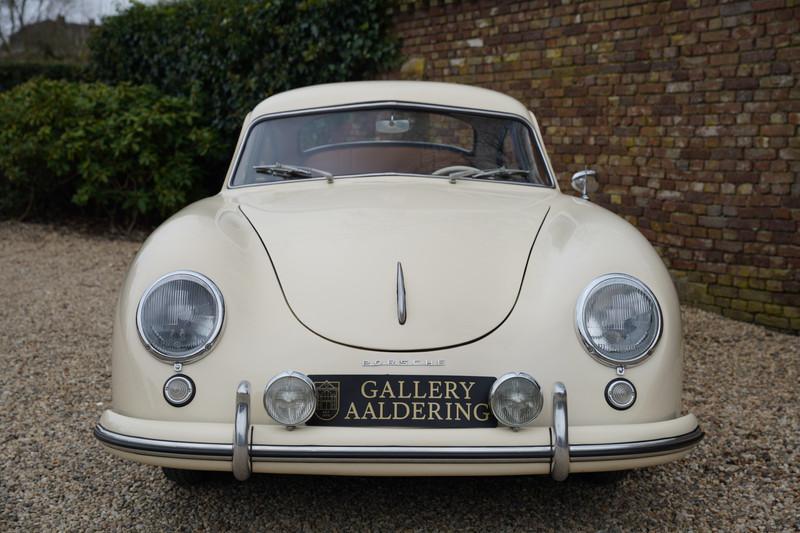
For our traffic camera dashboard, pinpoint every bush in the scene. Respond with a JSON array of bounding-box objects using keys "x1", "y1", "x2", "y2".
[
  {"x1": 0, "y1": 61, "x2": 87, "y2": 92},
  {"x1": 89, "y1": 0, "x2": 399, "y2": 147},
  {"x1": 0, "y1": 79, "x2": 216, "y2": 227}
]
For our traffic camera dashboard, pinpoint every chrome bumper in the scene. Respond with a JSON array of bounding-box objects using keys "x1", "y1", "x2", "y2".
[{"x1": 94, "y1": 380, "x2": 703, "y2": 481}]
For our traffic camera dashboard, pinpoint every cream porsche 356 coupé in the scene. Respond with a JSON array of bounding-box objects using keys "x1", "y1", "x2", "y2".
[{"x1": 94, "y1": 81, "x2": 702, "y2": 483}]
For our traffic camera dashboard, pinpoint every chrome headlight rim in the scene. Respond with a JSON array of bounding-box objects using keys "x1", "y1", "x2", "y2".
[
  {"x1": 576, "y1": 273, "x2": 662, "y2": 368},
  {"x1": 135, "y1": 270, "x2": 225, "y2": 364},
  {"x1": 263, "y1": 371, "x2": 318, "y2": 427},
  {"x1": 489, "y1": 371, "x2": 544, "y2": 428}
]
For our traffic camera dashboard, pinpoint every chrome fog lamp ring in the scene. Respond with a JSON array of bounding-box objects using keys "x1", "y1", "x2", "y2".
[
  {"x1": 263, "y1": 371, "x2": 317, "y2": 428},
  {"x1": 136, "y1": 270, "x2": 225, "y2": 363},
  {"x1": 489, "y1": 372, "x2": 544, "y2": 428},
  {"x1": 576, "y1": 273, "x2": 662, "y2": 367}
]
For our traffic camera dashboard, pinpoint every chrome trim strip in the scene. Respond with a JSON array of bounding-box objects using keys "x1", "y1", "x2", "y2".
[
  {"x1": 226, "y1": 101, "x2": 557, "y2": 190},
  {"x1": 550, "y1": 382, "x2": 569, "y2": 481},
  {"x1": 232, "y1": 381, "x2": 251, "y2": 481},
  {"x1": 249, "y1": 444, "x2": 552, "y2": 463},
  {"x1": 570, "y1": 426, "x2": 704, "y2": 461},
  {"x1": 93, "y1": 425, "x2": 232, "y2": 460},
  {"x1": 94, "y1": 425, "x2": 703, "y2": 464},
  {"x1": 396, "y1": 261, "x2": 407, "y2": 325}
]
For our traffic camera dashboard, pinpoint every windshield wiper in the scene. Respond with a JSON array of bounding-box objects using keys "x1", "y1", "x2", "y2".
[
  {"x1": 253, "y1": 163, "x2": 333, "y2": 183},
  {"x1": 466, "y1": 167, "x2": 531, "y2": 180},
  {"x1": 446, "y1": 166, "x2": 532, "y2": 184}
]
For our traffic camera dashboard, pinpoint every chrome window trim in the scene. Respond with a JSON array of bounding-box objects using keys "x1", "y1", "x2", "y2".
[
  {"x1": 229, "y1": 173, "x2": 548, "y2": 191},
  {"x1": 135, "y1": 270, "x2": 225, "y2": 364},
  {"x1": 575, "y1": 273, "x2": 663, "y2": 368},
  {"x1": 226, "y1": 101, "x2": 557, "y2": 190}
]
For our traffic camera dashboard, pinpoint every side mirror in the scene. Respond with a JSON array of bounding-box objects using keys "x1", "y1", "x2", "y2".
[{"x1": 571, "y1": 169, "x2": 598, "y2": 200}]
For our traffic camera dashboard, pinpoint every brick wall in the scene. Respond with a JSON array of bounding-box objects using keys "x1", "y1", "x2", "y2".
[{"x1": 387, "y1": 0, "x2": 800, "y2": 333}]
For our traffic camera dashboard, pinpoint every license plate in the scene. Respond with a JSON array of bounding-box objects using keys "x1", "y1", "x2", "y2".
[{"x1": 307, "y1": 375, "x2": 497, "y2": 428}]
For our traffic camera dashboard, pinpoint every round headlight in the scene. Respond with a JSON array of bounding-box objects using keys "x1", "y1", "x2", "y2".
[
  {"x1": 576, "y1": 274, "x2": 661, "y2": 366},
  {"x1": 136, "y1": 271, "x2": 224, "y2": 362},
  {"x1": 489, "y1": 372, "x2": 543, "y2": 428},
  {"x1": 264, "y1": 371, "x2": 317, "y2": 427}
]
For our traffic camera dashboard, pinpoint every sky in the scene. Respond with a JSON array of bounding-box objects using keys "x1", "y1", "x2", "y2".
[
  {"x1": 1, "y1": 0, "x2": 157, "y2": 39},
  {"x1": 68, "y1": 0, "x2": 149, "y2": 24}
]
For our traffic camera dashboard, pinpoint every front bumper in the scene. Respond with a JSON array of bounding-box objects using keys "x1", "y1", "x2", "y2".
[{"x1": 95, "y1": 381, "x2": 703, "y2": 480}]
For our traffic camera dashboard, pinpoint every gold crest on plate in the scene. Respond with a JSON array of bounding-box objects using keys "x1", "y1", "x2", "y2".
[{"x1": 315, "y1": 381, "x2": 340, "y2": 421}]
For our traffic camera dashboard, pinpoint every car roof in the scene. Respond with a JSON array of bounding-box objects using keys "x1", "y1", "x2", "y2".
[{"x1": 250, "y1": 81, "x2": 532, "y2": 120}]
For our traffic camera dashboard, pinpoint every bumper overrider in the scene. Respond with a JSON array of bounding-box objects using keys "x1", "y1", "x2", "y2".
[{"x1": 94, "y1": 381, "x2": 703, "y2": 481}]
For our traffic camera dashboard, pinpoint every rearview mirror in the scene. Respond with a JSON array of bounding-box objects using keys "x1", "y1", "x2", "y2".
[
  {"x1": 571, "y1": 170, "x2": 598, "y2": 200},
  {"x1": 376, "y1": 118, "x2": 410, "y2": 134}
]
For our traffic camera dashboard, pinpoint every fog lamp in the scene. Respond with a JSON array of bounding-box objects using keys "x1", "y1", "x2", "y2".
[
  {"x1": 163, "y1": 375, "x2": 195, "y2": 407},
  {"x1": 489, "y1": 372, "x2": 543, "y2": 428},
  {"x1": 264, "y1": 371, "x2": 317, "y2": 427},
  {"x1": 605, "y1": 378, "x2": 636, "y2": 410}
]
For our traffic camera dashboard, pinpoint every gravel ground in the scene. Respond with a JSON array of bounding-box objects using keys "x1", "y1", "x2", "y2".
[{"x1": 0, "y1": 221, "x2": 798, "y2": 532}]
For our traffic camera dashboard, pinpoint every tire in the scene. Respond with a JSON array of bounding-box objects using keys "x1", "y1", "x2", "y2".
[{"x1": 161, "y1": 467, "x2": 212, "y2": 486}]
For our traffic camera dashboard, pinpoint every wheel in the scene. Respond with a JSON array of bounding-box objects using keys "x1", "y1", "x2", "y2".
[{"x1": 162, "y1": 467, "x2": 212, "y2": 486}]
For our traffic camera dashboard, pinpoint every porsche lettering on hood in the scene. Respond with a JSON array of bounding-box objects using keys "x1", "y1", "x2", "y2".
[{"x1": 239, "y1": 177, "x2": 554, "y2": 351}]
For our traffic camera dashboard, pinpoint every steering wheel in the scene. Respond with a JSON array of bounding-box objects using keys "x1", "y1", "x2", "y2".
[{"x1": 432, "y1": 165, "x2": 481, "y2": 176}]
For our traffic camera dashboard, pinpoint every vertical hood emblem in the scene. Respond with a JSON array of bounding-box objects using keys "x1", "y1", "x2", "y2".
[{"x1": 396, "y1": 262, "x2": 407, "y2": 325}]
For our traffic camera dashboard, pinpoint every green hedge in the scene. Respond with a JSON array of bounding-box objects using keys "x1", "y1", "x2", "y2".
[
  {"x1": 0, "y1": 61, "x2": 86, "y2": 92},
  {"x1": 89, "y1": 0, "x2": 400, "y2": 145},
  {"x1": 0, "y1": 79, "x2": 216, "y2": 226}
]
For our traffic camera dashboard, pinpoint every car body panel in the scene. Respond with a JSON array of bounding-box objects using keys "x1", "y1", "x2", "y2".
[
  {"x1": 112, "y1": 185, "x2": 682, "y2": 427},
  {"x1": 247, "y1": 81, "x2": 532, "y2": 123},
  {"x1": 238, "y1": 177, "x2": 555, "y2": 351}
]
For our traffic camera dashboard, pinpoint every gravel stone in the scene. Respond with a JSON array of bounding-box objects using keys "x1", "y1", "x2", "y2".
[{"x1": 1, "y1": 221, "x2": 798, "y2": 531}]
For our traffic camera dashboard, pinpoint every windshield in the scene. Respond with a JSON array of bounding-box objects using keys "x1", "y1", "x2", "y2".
[{"x1": 231, "y1": 106, "x2": 552, "y2": 187}]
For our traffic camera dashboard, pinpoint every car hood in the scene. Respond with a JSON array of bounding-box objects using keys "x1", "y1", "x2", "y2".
[{"x1": 238, "y1": 177, "x2": 555, "y2": 351}]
